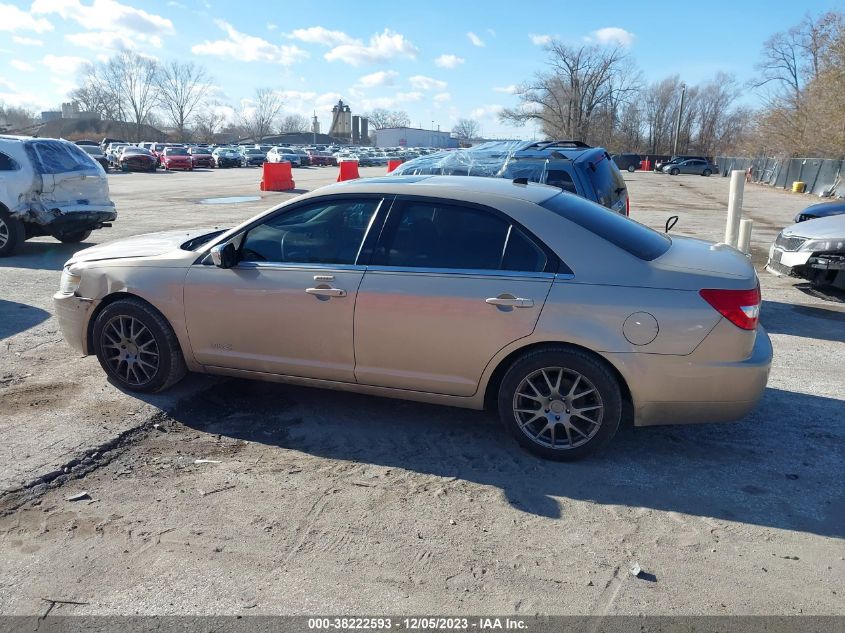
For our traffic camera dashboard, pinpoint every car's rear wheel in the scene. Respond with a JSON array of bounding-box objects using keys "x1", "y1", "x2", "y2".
[
  {"x1": 497, "y1": 348, "x2": 622, "y2": 461},
  {"x1": 93, "y1": 298, "x2": 187, "y2": 393},
  {"x1": 703, "y1": 168, "x2": 712, "y2": 177},
  {"x1": 627, "y1": 164, "x2": 636, "y2": 172},
  {"x1": 0, "y1": 208, "x2": 25, "y2": 257},
  {"x1": 55, "y1": 230, "x2": 92, "y2": 243}
]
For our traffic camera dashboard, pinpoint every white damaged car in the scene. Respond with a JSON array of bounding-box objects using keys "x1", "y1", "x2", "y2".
[
  {"x1": 766, "y1": 215, "x2": 845, "y2": 290},
  {"x1": 0, "y1": 135, "x2": 117, "y2": 256}
]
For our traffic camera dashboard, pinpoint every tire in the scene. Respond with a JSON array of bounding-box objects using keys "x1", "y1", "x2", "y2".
[
  {"x1": 0, "y1": 207, "x2": 25, "y2": 257},
  {"x1": 497, "y1": 347, "x2": 622, "y2": 461},
  {"x1": 670, "y1": 168, "x2": 680, "y2": 176},
  {"x1": 92, "y1": 298, "x2": 187, "y2": 393},
  {"x1": 55, "y1": 230, "x2": 91, "y2": 243},
  {"x1": 703, "y1": 169, "x2": 712, "y2": 177},
  {"x1": 627, "y1": 164, "x2": 636, "y2": 172}
]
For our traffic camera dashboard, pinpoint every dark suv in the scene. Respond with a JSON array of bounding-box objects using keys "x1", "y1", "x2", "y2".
[
  {"x1": 392, "y1": 140, "x2": 630, "y2": 216},
  {"x1": 612, "y1": 153, "x2": 642, "y2": 172}
]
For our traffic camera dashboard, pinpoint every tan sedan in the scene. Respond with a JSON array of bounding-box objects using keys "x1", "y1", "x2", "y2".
[{"x1": 54, "y1": 176, "x2": 772, "y2": 459}]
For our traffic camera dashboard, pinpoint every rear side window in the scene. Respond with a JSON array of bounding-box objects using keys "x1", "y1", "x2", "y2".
[
  {"x1": 0, "y1": 152, "x2": 19, "y2": 171},
  {"x1": 377, "y1": 201, "x2": 548, "y2": 273},
  {"x1": 588, "y1": 154, "x2": 627, "y2": 211},
  {"x1": 541, "y1": 193, "x2": 670, "y2": 261},
  {"x1": 25, "y1": 141, "x2": 95, "y2": 174}
]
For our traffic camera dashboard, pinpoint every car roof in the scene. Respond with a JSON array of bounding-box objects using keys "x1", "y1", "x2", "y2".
[{"x1": 319, "y1": 175, "x2": 562, "y2": 204}]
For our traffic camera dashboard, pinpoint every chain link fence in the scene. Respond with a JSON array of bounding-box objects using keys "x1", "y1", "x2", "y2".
[{"x1": 715, "y1": 156, "x2": 845, "y2": 197}]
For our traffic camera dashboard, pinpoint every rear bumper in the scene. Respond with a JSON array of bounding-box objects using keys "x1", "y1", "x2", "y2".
[
  {"x1": 53, "y1": 292, "x2": 95, "y2": 354},
  {"x1": 42, "y1": 208, "x2": 117, "y2": 233},
  {"x1": 608, "y1": 325, "x2": 773, "y2": 427}
]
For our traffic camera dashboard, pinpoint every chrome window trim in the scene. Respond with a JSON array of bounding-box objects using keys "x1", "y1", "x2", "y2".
[
  {"x1": 364, "y1": 265, "x2": 556, "y2": 280},
  {"x1": 235, "y1": 262, "x2": 367, "y2": 273}
]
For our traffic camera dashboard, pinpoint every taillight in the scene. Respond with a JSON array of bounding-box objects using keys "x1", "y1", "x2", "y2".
[
  {"x1": 625, "y1": 196, "x2": 630, "y2": 216},
  {"x1": 699, "y1": 286, "x2": 761, "y2": 330}
]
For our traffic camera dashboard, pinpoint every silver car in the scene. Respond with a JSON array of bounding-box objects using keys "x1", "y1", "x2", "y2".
[
  {"x1": 662, "y1": 159, "x2": 718, "y2": 176},
  {"x1": 54, "y1": 176, "x2": 772, "y2": 460}
]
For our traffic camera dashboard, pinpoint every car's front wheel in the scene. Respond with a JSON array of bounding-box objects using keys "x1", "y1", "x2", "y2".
[
  {"x1": 670, "y1": 168, "x2": 680, "y2": 175},
  {"x1": 497, "y1": 348, "x2": 622, "y2": 461},
  {"x1": 0, "y1": 208, "x2": 25, "y2": 257},
  {"x1": 93, "y1": 298, "x2": 187, "y2": 393},
  {"x1": 627, "y1": 164, "x2": 636, "y2": 172}
]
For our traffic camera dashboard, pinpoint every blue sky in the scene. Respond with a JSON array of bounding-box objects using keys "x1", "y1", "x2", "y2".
[{"x1": 1, "y1": 0, "x2": 842, "y2": 137}]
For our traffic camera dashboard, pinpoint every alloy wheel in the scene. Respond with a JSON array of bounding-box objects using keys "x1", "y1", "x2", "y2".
[
  {"x1": 0, "y1": 217, "x2": 8, "y2": 249},
  {"x1": 512, "y1": 367, "x2": 604, "y2": 450},
  {"x1": 100, "y1": 315, "x2": 160, "y2": 386}
]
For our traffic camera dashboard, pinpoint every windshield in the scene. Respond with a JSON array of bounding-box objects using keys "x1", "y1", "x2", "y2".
[
  {"x1": 167, "y1": 148, "x2": 189, "y2": 156},
  {"x1": 124, "y1": 148, "x2": 152, "y2": 155},
  {"x1": 246, "y1": 149, "x2": 264, "y2": 155},
  {"x1": 81, "y1": 145, "x2": 102, "y2": 155}
]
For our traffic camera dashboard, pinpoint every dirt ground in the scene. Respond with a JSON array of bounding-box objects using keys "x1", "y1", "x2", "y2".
[{"x1": 0, "y1": 166, "x2": 842, "y2": 616}]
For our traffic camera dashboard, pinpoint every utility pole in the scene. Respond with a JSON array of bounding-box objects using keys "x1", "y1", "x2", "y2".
[{"x1": 672, "y1": 83, "x2": 686, "y2": 156}]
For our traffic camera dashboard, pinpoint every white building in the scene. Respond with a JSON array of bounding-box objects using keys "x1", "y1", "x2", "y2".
[{"x1": 372, "y1": 127, "x2": 457, "y2": 149}]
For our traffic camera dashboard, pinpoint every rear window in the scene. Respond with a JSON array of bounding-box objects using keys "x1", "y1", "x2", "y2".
[
  {"x1": 25, "y1": 140, "x2": 96, "y2": 174},
  {"x1": 541, "y1": 193, "x2": 670, "y2": 261},
  {"x1": 589, "y1": 154, "x2": 627, "y2": 211}
]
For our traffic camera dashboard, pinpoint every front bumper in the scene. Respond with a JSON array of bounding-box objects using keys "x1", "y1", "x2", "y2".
[
  {"x1": 607, "y1": 323, "x2": 773, "y2": 427},
  {"x1": 53, "y1": 292, "x2": 96, "y2": 354},
  {"x1": 765, "y1": 245, "x2": 812, "y2": 277}
]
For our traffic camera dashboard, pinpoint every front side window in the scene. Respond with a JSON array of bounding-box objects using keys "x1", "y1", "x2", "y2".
[
  {"x1": 377, "y1": 201, "x2": 547, "y2": 273},
  {"x1": 240, "y1": 198, "x2": 380, "y2": 265}
]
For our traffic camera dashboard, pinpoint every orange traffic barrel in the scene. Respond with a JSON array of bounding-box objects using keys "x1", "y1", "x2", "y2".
[
  {"x1": 387, "y1": 159, "x2": 402, "y2": 173},
  {"x1": 337, "y1": 160, "x2": 360, "y2": 181},
  {"x1": 260, "y1": 161, "x2": 295, "y2": 191}
]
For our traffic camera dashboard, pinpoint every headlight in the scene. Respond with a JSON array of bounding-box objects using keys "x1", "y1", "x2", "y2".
[
  {"x1": 59, "y1": 267, "x2": 82, "y2": 294},
  {"x1": 801, "y1": 239, "x2": 845, "y2": 252}
]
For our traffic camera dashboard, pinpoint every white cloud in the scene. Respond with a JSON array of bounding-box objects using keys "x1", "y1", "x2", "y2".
[
  {"x1": 466, "y1": 31, "x2": 484, "y2": 47},
  {"x1": 494, "y1": 84, "x2": 519, "y2": 94},
  {"x1": 266, "y1": 23, "x2": 277, "y2": 30},
  {"x1": 360, "y1": 91, "x2": 423, "y2": 110},
  {"x1": 10, "y1": 59, "x2": 34, "y2": 71},
  {"x1": 192, "y1": 20, "x2": 309, "y2": 65},
  {"x1": 42, "y1": 54, "x2": 91, "y2": 75},
  {"x1": 288, "y1": 26, "x2": 355, "y2": 47},
  {"x1": 0, "y1": 3, "x2": 53, "y2": 32},
  {"x1": 588, "y1": 27, "x2": 635, "y2": 47},
  {"x1": 167, "y1": 0, "x2": 185, "y2": 7},
  {"x1": 529, "y1": 33, "x2": 552, "y2": 46},
  {"x1": 358, "y1": 70, "x2": 398, "y2": 88},
  {"x1": 434, "y1": 54, "x2": 464, "y2": 69},
  {"x1": 470, "y1": 104, "x2": 503, "y2": 119},
  {"x1": 409, "y1": 75, "x2": 447, "y2": 91},
  {"x1": 31, "y1": 0, "x2": 173, "y2": 36},
  {"x1": 12, "y1": 35, "x2": 44, "y2": 46},
  {"x1": 66, "y1": 29, "x2": 164, "y2": 50},
  {"x1": 433, "y1": 92, "x2": 451, "y2": 103},
  {"x1": 324, "y1": 29, "x2": 417, "y2": 66}
]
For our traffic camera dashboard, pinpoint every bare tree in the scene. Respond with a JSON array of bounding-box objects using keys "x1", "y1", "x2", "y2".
[
  {"x1": 279, "y1": 113, "x2": 310, "y2": 133},
  {"x1": 451, "y1": 118, "x2": 480, "y2": 141},
  {"x1": 192, "y1": 102, "x2": 226, "y2": 143},
  {"x1": 238, "y1": 88, "x2": 284, "y2": 143},
  {"x1": 365, "y1": 108, "x2": 411, "y2": 129},
  {"x1": 158, "y1": 60, "x2": 211, "y2": 141},
  {"x1": 0, "y1": 103, "x2": 39, "y2": 133},
  {"x1": 499, "y1": 41, "x2": 636, "y2": 141}
]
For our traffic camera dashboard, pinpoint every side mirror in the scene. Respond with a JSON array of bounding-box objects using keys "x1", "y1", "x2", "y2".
[{"x1": 210, "y1": 242, "x2": 237, "y2": 269}]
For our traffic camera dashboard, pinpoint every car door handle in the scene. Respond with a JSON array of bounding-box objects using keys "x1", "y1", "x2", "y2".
[
  {"x1": 486, "y1": 296, "x2": 534, "y2": 308},
  {"x1": 306, "y1": 287, "x2": 347, "y2": 297}
]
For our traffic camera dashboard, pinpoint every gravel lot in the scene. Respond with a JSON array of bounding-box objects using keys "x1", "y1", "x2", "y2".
[{"x1": 0, "y1": 165, "x2": 842, "y2": 616}]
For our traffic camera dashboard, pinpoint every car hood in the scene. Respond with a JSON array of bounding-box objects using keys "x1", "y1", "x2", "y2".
[
  {"x1": 67, "y1": 228, "x2": 221, "y2": 265},
  {"x1": 799, "y1": 200, "x2": 845, "y2": 218},
  {"x1": 783, "y1": 215, "x2": 845, "y2": 239}
]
